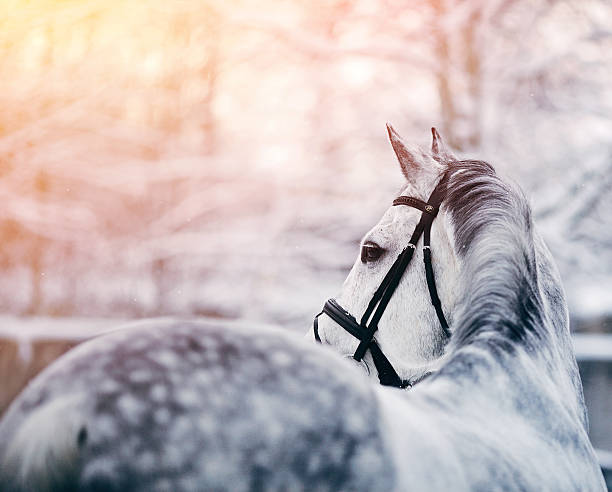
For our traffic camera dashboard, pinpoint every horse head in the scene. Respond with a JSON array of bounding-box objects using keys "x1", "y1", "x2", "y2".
[{"x1": 312, "y1": 125, "x2": 461, "y2": 387}]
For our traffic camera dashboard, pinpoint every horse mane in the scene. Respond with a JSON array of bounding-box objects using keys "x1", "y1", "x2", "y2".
[
  {"x1": 443, "y1": 159, "x2": 547, "y2": 351},
  {"x1": 435, "y1": 158, "x2": 592, "y2": 434}
]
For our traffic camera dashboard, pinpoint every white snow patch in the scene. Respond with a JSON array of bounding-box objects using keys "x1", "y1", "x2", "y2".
[
  {"x1": 573, "y1": 334, "x2": 612, "y2": 362},
  {"x1": 595, "y1": 448, "x2": 612, "y2": 470},
  {"x1": 568, "y1": 280, "x2": 612, "y2": 319}
]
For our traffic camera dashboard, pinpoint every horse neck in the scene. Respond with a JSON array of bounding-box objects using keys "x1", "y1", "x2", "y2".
[
  {"x1": 435, "y1": 160, "x2": 588, "y2": 427},
  {"x1": 441, "y1": 218, "x2": 588, "y2": 429}
]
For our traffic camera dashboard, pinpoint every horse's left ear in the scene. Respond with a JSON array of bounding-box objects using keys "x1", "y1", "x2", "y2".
[
  {"x1": 386, "y1": 123, "x2": 429, "y2": 180},
  {"x1": 431, "y1": 127, "x2": 455, "y2": 163}
]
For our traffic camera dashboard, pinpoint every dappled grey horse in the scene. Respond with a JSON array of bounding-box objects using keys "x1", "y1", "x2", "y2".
[{"x1": 0, "y1": 127, "x2": 606, "y2": 491}]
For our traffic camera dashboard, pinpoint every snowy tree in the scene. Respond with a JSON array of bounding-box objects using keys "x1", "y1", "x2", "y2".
[{"x1": 0, "y1": 0, "x2": 610, "y2": 331}]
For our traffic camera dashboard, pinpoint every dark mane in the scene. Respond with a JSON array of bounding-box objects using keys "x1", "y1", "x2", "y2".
[{"x1": 443, "y1": 160, "x2": 545, "y2": 350}]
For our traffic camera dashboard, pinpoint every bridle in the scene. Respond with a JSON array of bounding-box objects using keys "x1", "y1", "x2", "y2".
[{"x1": 313, "y1": 172, "x2": 451, "y2": 389}]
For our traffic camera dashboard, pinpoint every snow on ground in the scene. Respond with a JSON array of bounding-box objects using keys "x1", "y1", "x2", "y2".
[{"x1": 573, "y1": 333, "x2": 612, "y2": 362}]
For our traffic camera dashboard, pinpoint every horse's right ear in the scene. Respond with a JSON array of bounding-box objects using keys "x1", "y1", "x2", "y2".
[
  {"x1": 386, "y1": 123, "x2": 428, "y2": 180},
  {"x1": 431, "y1": 127, "x2": 455, "y2": 162}
]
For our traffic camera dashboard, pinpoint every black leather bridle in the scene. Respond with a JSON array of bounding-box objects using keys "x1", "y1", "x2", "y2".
[{"x1": 313, "y1": 173, "x2": 450, "y2": 389}]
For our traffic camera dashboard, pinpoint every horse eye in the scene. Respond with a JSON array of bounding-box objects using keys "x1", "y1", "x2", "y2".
[{"x1": 361, "y1": 242, "x2": 384, "y2": 263}]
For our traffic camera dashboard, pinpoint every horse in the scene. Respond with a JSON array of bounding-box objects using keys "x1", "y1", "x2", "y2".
[{"x1": 0, "y1": 126, "x2": 605, "y2": 491}]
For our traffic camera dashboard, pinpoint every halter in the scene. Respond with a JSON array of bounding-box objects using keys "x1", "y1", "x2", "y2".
[{"x1": 313, "y1": 173, "x2": 450, "y2": 389}]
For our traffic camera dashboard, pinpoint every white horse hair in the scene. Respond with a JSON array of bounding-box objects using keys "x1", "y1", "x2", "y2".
[
  {"x1": 0, "y1": 127, "x2": 605, "y2": 491},
  {"x1": 311, "y1": 125, "x2": 462, "y2": 384}
]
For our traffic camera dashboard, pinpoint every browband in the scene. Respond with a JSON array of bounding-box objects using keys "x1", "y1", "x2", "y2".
[{"x1": 392, "y1": 196, "x2": 438, "y2": 215}]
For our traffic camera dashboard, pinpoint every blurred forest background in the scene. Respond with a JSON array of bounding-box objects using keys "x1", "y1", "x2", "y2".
[{"x1": 1, "y1": 0, "x2": 611, "y2": 334}]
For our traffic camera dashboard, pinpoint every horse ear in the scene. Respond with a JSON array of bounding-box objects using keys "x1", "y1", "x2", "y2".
[
  {"x1": 386, "y1": 123, "x2": 427, "y2": 180},
  {"x1": 431, "y1": 127, "x2": 455, "y2": 162}
]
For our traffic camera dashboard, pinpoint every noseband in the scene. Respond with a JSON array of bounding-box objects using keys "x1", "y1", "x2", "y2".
[{"x1": 313, "y1": 174, "x2": 450, "y2": 389}]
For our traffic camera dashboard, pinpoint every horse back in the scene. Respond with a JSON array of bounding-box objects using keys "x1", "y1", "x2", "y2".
[{"x1": 0, "y1": 320, "x2": 395, "y2": 492}]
